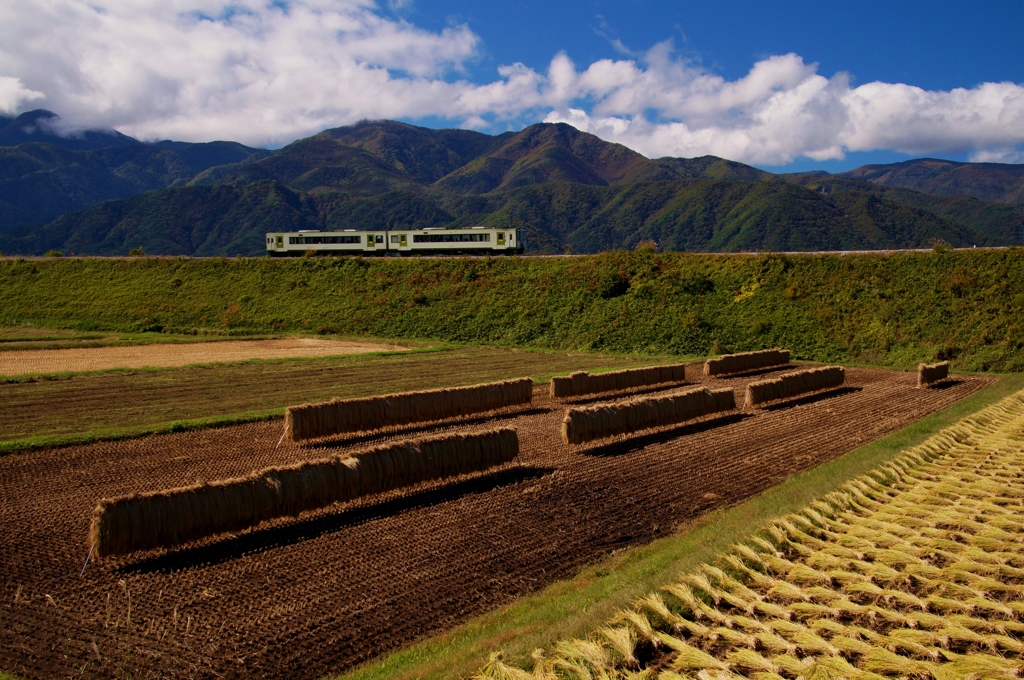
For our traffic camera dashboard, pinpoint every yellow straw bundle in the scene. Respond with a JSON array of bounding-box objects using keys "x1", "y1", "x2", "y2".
[
  {"x1": 550, "y1": 364, "x2": 688, "y2": 399},
  {"x1": 917, "y1": 361, "x2": 949, "y2": 388},
  {"x1": 561, "y1": 387, "x2": 736, "y2": 445},
  {"x1": 284, "y1": 378, "x2": 532, "y2": 442},
  {"x1": 744, "y1": 366, "x2": 845, "y2": 408},
  {"x1": 704, "y1": 348, "x2": 790, "y2": 377},
  {"x1": 89, "y1": 428, "x2": 519, "y2": 557}
]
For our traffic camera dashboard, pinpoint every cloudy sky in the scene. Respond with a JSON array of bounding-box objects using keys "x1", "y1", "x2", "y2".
[{"x1": 1, "y1": 0, "x2": 1022, "y2": 170}]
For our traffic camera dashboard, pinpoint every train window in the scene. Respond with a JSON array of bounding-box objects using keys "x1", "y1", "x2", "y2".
[
  {"x1": 412, "y1": 233, "x2": 491, "y2": 243},
  {"x1": 375, "y1": 234, "x2": 384, "y2": 243},
  {"x1": 391, "y1": 235, "x2": 400, "y2": 243}
]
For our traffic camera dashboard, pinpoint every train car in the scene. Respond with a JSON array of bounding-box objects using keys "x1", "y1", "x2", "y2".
[
  {"x1": 387, "y1": 226, "x2": 521, "y2": 255},
  {"x1": 266, "y1": 230, "x2": 384, "y2": 256},
  {"x1": 266, "y1": 226, "x2": 522, "y2": 256}
]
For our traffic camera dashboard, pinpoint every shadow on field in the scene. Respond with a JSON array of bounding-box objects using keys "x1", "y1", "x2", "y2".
[
  {"x1": 558, "y1": 381, "x2": 690, "y2": 406},
  {"x1": 711, "y1": 364, "x2": 796, "y2": 379},
  {"x1": 304, "y1": 406, "x2": 553, "y2": 450},
  {"x1": 579, "y1": 412, "x2": 751, "y2": 458},
  {"x1": 759, "y1": 386, "x2": 863, "y2": 412},
  {"x1": 925, "y1": 379, "x2": 964, "y2": 391},
  {"x1": 117, "y1": 465, "x2": 553, "y2": 575}
]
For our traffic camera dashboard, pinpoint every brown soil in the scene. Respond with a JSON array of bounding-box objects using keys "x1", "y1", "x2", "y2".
[
  {"x1": 0, "y1": 366, "x2": 991, "y2": 679},
  {"x1": 0, "y1": 347, "x2": 669, "y2": 442},
  {"x1": 0, "y1": 338, "x2": 408, "y2": 376}
]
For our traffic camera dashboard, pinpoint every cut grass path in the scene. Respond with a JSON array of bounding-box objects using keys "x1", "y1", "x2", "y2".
[
  {"x1": 334, "y1": 372, "x2": 1023, "y2": 680},
  {"x1": 0, "y1": 346, "x2": 684, "y2": 454},
  {"x1": 0, "y1": 337, "x2": 406, "y2": 375}
]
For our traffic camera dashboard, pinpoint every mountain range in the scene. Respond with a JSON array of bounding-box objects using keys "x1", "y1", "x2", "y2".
[{"x1": 3, "y1": 109, "x2": 1023, "y2": 255}]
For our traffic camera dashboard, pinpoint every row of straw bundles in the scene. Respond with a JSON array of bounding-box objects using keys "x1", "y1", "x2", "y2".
[
  {"x1": 284, "y1": 378, "x2": 533, "y2": 442},
  {"x1": 89, "y1": 428, "x2": 519, "y2": 558},
  {"x1": 549, "y1": 363, "x2": 689, "y2": 399},
  {"x1": 703, "y1": 348, "x2": 790, "y2": 377},
  {"x1": 918, "y1": 360, "x2": 950, "y2": 388},
  {"x1": 744, "y1": 366, "x2": 845, "y2": 408},
  {"x1": 561, "y1": 387, "x2": 736, "y2": 445}
]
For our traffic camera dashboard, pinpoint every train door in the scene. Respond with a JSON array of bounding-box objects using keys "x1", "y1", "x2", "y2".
[
  {"x1": 389, "y1": 233, "x2": 409, "y2": 252},
  {"x1": 497, "y1": 231, "x2": 506, "y2": 248},
  {"x1": 276, "y1": 235, "x2": 283, "y2": 248}
]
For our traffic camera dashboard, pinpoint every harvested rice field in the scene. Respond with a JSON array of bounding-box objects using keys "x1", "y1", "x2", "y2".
[
  {"x1": 0, "y1": 365, "x2": 990, "y2": 679},
  {"x1": 482, "y1": 386, "x2": 1024, "y2": 680},
  {"x1": 0, "y1": 347, "x2": 669, "y2": 446},
  {"x1": 0, "y1": 337, "x2": 407, "y2": 376}
]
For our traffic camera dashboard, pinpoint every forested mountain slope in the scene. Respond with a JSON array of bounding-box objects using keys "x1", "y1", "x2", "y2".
[{"x1": 4, "y1": 116, "x2": 1022, "y2": 255}]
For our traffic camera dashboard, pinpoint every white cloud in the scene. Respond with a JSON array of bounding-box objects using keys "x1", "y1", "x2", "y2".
[
  {"x1": 1, "y1": 3, "x2": 1023, "y2": 164},
  {"x1": 0, "y1": 76, "x2": 44, "y2": 113},
  {"x1": 543, "y1": 47, "x2": 1024, "y2": 165},
  {"x1": 970, "y1": 148, "x2": 1024, "y2": 164},
  {"x1": 0, "y1": 0, "x2": 483, "y2": 144}
]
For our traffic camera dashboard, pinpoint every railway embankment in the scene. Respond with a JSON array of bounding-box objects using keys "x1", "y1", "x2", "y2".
[{"x1": 1, "y1": 247, "x2": 1022, "y2": 371}]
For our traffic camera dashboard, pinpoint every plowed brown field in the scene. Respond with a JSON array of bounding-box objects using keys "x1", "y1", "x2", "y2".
[
  {"x1": 0, "y1": 338, "x2": 407, "y2": 376},
  {"x1": 0, "y1": 366, "x2": 991, "y2": 679}
]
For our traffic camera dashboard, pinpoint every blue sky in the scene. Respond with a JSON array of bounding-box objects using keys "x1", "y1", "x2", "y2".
[
  {"x1": 1, "y1": 0, "x2": 1022, "y2": 171},
  {"x1": 398, "y1": 0, "x2": 1024, "y2": 171},
  {"x1": 404, "y1": 1, "x2": 1021, "y2": 91}
]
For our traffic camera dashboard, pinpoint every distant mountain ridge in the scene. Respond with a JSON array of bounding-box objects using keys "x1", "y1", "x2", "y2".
[
  {"x1": 2, "y1": 113, "x2": 1023, "y2": 255},
  {"x1": 0, "y1": 110, "x2": 268, "y2": 233},
  {"x1": 835, "y1": 158, "x2": 1024, "y2": 205}
]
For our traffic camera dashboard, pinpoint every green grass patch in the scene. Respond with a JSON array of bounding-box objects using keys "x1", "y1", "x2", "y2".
[
  {"x1": 2, "y1": 250, "x2": 1024, "y2": 371},
  {"x1": 336, "y1": 372, "x2": 1022, "y2": 680},
  {"x1": 0, "y1": 409, "x2": 284, "y2": 456}
]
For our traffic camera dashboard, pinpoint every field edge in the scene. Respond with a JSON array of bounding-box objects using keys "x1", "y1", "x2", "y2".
[{"x1": 333, "y1": 371, "x2": 1023, "y2": 680}]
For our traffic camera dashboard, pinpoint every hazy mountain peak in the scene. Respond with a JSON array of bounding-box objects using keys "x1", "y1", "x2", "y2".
[{"x1": 0, "y1": 109, "x2": 141, "y2": 150}]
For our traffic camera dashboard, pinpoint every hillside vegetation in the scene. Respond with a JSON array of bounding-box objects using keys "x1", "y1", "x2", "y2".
[
  {"x1": 2, "y1": 249, "x2": 1022, "y2": 371},
  {"x1": 7, "y1": 119, "x2": 1024, "y2": 256}
]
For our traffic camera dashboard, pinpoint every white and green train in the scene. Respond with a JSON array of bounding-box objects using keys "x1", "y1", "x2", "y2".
[{"x1": 266, "y1": 226, "x2": 523, "y2": 256}]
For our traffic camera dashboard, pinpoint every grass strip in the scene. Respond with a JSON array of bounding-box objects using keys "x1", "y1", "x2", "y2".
[
  {"x1": 0, "y1": 345, "x2": 437, "y2": 383},
  {"x1": 335, "y1": 372, "x2": 1023, "y2": 680},
  {"x1": 0, "y1": 410, "x2": 284, "y2": 456}
]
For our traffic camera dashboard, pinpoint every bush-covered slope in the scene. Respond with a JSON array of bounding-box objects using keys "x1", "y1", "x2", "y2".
[{"x1": 2, "y1": 249, "x2": 1021, "y2": 371}]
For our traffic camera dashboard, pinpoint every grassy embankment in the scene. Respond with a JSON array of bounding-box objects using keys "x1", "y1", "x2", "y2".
[
  {"x1": 338, "y1": 374, "x2": 1024, "y2": 680},
  {"x1": 2, "y1": 249, "x2": 1022, "y2": 371},
  {"x1": 0, "y1": 346, "x2": 683, "y2": 454}
]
